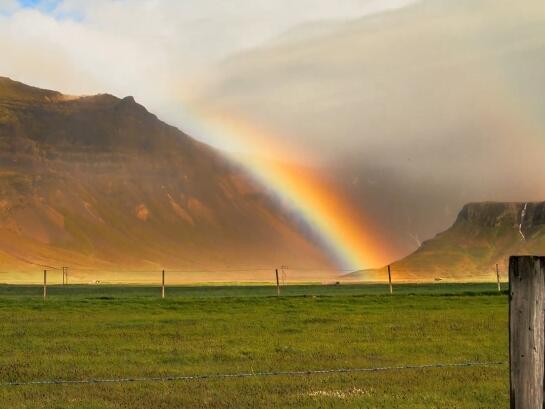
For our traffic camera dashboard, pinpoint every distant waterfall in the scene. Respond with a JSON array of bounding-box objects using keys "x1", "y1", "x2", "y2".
[{"x1": 518, "y1": 203, "x2": 528, "y2": 240}]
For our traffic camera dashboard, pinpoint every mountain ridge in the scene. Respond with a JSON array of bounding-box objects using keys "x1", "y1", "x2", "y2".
[
  {"x1": 353, "y1": 201, "x2": 545, "y2": 282},
  {"x1": 0, "y1": 77, "x2": 333, "y2": 282}
]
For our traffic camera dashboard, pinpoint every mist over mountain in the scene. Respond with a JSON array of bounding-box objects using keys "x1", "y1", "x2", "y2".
[
  {"x1": 188, "y1": 0, "x2": 545, "y2": 262},
  {"x1": 0, "y1": 77, "x2": 332, "y2": 281}
]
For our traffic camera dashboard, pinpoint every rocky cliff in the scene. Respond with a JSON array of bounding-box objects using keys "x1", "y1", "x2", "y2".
[{"x1": 353, "y1": 201, "x2": 545, "y2": 281}]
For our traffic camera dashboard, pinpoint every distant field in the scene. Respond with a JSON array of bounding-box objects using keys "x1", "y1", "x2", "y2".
[{"x1": 0, "y1": 284, "x2": 508, "y2": 408}]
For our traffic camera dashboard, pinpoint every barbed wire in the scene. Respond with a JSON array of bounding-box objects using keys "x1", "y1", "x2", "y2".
[
  {"x1": 0, "y1": 255, "x2": 508, "y2": 276},
  {"x1": 67, "y1": 267, "x2": 279, "y2": 273},
  {"x1": 0, "y1": 361, "x2": 507, "y2": 387},
  {"x1": 8, "y1": 255, "x2": 61, "y2": 271},
  {"x1": 0, "y1": 262, "x2": 508, "y2": 288}
]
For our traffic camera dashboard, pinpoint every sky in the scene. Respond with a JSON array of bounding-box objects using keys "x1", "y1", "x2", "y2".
[
  {"x1": 0, "y1": 0, "x2": 417, "y2": 115},
  {"x1": 1, "y1": 0, "x2": 545, "y2": 264}
]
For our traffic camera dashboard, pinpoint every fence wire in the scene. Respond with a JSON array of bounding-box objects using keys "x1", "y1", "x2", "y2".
[{"x1": 0, "y1": 361, "x2": 507, "y2": 387}]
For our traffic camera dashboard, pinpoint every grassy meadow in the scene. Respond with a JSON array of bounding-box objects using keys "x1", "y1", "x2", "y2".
[{"x1": 0, "y1": 283, "x2": 508, "y2": 408}]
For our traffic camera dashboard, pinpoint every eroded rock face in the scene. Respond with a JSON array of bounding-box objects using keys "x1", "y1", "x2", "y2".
[
  {"x1": 456, "y1": 202, "x2": 522, "y2": 228},
  {"x1": 456, "y1": 202, "x2": 545, "y2": 236},
  {"x1": 0, "y1": 77, "x2": 331, "y2": 275}
]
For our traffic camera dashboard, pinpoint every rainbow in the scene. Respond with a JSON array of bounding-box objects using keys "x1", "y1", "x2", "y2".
[
  {"x1": 177, "y1": 109, "x2": 388, "y2": 271},
  {"x1": 168, "y1": 29, "x2": 545, "y2": 272}
]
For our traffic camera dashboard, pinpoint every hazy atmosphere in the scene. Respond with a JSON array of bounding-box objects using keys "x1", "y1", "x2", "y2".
[{"x1": 1, "y1": 0, "x2": 544, "y2": 264}]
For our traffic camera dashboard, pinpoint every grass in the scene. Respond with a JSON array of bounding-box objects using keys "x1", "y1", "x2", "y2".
[
  {"x1": 0, "y1": 284, "x2": 508, "y2": 408},
  {"x1": 0, "y1": 282, "x2": 506, "y2": 298}
]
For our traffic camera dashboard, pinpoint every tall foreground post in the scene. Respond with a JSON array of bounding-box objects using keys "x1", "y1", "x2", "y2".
[
  {"x1": 275, "y1": 269, "x2": 280, "y2": 296},
  {"x1": 509, "y1": 256, "x2": 545, "y2": 409},
  {"x1": 388, "y1": 265, "x2": 393, "y2": 294}
]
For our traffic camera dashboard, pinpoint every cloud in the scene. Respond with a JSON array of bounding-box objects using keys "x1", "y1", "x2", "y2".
[
  {"x1": 0, "y1": 0, "x2": 420, "y2": 135},
  {"x1": 0, "y1": 0, "x2": 416, "y2": 89},
  {"x1": 56, "y1": 0, "x2": 417, "y2": 64},
  {"x1": 189, "y1": 0, "x2": 545, "y2": 165},
  {"x1": 184, "y1": 0, "x2": 545, "y2": 259},
  {"x1": 0, "y1": 0, "x2": 18, "y2": 13}
]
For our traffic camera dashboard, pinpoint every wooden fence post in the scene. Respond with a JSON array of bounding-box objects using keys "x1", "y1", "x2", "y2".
[
  {"x1": 388, "y1": 265, "x2": 393, "y2": 294},
  {"x1": 43, "y1": 270, "x2": 47, "y2": 299},
  {"x1": 509, "y1": 256, "x2": 545, "y2": 409},
  {"x1": 496, "y1": 263, "x2": 501, "y2": 292},
  {"x1": 161, "y1": 270, "x2": 165, "y2": 299},
  {"x1": 275, "y1": 269, "x2": 280, "y2": 296}
]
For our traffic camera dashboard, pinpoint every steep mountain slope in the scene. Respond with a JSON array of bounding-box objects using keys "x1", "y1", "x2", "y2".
[
  {"x1": 0, "y1": 77, "x2": 332, "y2": 282},
  {"x1": 355, "y1": 202, "x2": 545, "y2": 281}
]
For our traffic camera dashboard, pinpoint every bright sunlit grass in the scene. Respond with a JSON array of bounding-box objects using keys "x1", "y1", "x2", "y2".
[{"x1": 0, "y1": 285, "x2": 508, "y2": 408}]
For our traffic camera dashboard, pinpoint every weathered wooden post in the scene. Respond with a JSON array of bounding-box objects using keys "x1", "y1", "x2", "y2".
[
  {"x1": 509, "y1": 256, "x2": 545, "y2": 408},
  {"x1": 275, "y1": 269, "x2": 280, "y2": 296},
  {"x1": 161, "y1": 270, "x2": 165, "y2": 299},
  {"x1": 43, "y1": 270, "x2": 47, "y2": 299},
  {"x1": 388, "y1": 265, "x2": 393, "y2": 294}
]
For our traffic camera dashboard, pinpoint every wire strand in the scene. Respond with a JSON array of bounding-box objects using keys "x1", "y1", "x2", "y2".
[{"x1": 0, "y1": 361, "x2": 507, "y2": 387}]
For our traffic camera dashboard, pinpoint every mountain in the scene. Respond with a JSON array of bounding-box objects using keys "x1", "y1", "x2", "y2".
[
  {"x1": 0, "y1": 77, "x2": 332, "y2": 283},
  {"x1": 353, "y1": 202, "x2": 545, "y2": 282}
]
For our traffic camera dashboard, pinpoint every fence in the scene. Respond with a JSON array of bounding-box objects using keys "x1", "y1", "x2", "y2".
[
  {"x1": 0, "y1": 263, "x2": 509, "y2": 300},
  {"x1": 0, "y1": 361, "x2": 507, "y2": 387}
]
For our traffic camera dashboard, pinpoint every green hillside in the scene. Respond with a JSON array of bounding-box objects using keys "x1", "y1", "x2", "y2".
[{"x1": 352, "y1": 202, "x2": 545, "y2": 281}]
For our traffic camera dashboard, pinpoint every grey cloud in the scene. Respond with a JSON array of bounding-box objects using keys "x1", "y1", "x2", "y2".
[{"x1": 187, "y1": 0, "x2": 545, "y2": 261}]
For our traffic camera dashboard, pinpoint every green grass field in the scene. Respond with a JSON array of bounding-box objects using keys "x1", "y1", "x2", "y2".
[{"x1": 0, "y1": 284, "x2": 508, "y2": 408}]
